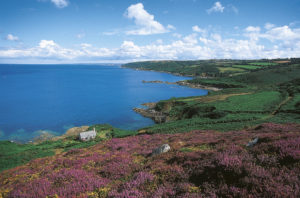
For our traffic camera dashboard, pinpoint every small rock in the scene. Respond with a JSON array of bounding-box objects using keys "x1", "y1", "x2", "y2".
[
  {"x1": 247, "y1": 137, "x2": 259, "y2": 147},
  {"x1": 152, "y1": 144, "x2": 171, "y2": 156}
]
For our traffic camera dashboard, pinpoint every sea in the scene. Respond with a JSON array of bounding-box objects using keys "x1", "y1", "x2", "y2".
[{"x1": 0, "y1": 64, "x2": 207, "y2": 142}]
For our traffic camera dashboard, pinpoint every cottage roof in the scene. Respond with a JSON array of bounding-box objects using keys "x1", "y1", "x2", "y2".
[{"x1": 79, "y1": 128, "x2": 96, "y2": 139}]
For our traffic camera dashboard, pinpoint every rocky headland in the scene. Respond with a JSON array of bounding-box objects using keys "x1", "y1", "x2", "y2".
[{"x1": 133, "y1": 103, "x2": 167, "y2": 124}]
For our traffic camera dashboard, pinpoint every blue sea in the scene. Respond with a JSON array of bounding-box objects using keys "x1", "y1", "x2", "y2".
[{"x1": 0, "y1": 64, "x2": 207, "y2": 142}]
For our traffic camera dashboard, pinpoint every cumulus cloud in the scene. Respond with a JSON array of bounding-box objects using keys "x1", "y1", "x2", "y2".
[
  {"x1": 207, "y1": 2, "x2": 225, "y2": 14},
  {"x1": 51, "y1": 0, "x2": 68, "y2": 8},
  {"x1": 265, "y1": 23, "x2": 275, "y2": 30},
  {"x1": 6, "y1": 34, "x2": 19, "y2": 41},
  {"x1": 263, "y1": 25, "x2": 300, "y2": 41},
  {"x1": 125, "y1": 3, "x2": 173, "y2": 35},
  {"x1": 172, "y1": 33, "x2": 182, "y2": 38},
  {"x1": 245, "y1": 26, "x2": 261, "y2": 32},
  {"x1": 192, "y1": 25, "x2": 205, "y2": 33},
  {"x1": 1, "y1": 24, "x2": 300, "y2": 63}
]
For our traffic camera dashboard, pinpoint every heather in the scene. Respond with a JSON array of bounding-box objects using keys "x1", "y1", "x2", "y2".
[
  {"x1": 1, "y1": 123, "x2": 300, "y2": 197},
  {"x1": 0, "y1": 124, "x2": 137, "y2": 172}
]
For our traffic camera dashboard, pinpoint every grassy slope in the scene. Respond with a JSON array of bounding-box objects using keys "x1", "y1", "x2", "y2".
[{"x1": 132, "y1": 59, "x2": 300, "y2": 134}]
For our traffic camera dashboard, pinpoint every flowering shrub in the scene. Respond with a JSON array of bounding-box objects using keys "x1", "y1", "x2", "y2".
[{"x1": 0, "y1": 123, "x2": 300, "y2": 197}]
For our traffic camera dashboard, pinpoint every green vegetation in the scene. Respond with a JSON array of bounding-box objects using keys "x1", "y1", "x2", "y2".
[
  {"x1": 232, "y1": 64, "x2": 261, "y2": 70},
  {"x1": 217, "y1": 66, "x2": 245, "y2": 73},
  {"x1": 0, "y1": 124, "x2": 137, "y2": 172},
  {"x1": 249, "y1": 62, "x2": 278, "y2": 66},
  {"x1": 133, "y1": 58, "x2": 300, "y2": 134}
]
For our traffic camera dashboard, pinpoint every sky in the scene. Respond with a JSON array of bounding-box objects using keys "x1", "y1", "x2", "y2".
[{"x1": 0, "y1": 0, "x2": 300, "y2": 63}]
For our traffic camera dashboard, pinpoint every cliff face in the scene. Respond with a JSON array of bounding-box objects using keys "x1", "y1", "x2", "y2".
[{"x1": 1, "y1": 123, "x2": 300, "y2": 198}]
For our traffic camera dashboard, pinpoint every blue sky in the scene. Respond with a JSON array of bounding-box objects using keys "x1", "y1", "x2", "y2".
[{"x1": 0, "y1": 0, "x2": 299, "y2": 63}]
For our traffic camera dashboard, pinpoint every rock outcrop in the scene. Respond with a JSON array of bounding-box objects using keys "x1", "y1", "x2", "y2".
[
  {"x1": 133, "y1": 107, "x2": 167, "y2": 123},
  {"x1": 151, "y1": 144, "x2": 171, "y2": 156}
]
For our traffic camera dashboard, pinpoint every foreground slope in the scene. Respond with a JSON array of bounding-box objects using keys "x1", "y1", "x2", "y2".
[{"x1": 1, "y1": 123, "x2": 300, "y2": 197}]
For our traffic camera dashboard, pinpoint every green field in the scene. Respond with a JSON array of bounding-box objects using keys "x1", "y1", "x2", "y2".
[
  {"x1": 217, "y1": 67, "x2": 245, "y2": 73},
  {"x1": 249, "y1": 62, "x2": 278, "y2": 66},
  {"x1": 212, "y1": 91, "x2": 282, "y2": 112},
  {"x1": 232, "y1": 65, "x2": 261, "y2": 70}
]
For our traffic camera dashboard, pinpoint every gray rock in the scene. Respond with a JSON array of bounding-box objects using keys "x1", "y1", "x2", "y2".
[
  {"x1": 152, "y1": 144, "x2": 171, "y2": 156},
  {"x1": 247, "y1": 137, "x2": 259, "y2": 147}
]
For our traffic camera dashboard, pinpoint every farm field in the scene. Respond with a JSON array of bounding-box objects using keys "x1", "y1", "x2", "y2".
[
  {"x1": 249, "y1": 62, "x2": 278, "y2": 66},
  {"x1": 217, "y1": 66, "x2": 245, "y2": 73},
  {"x1": 232, "y1": 65, "x2": 261, "y2": 70}
]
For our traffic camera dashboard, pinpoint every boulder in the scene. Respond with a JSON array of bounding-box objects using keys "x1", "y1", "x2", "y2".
[
  {"x1": 152, "y1": 144, "x2": 171, "y2": 156},
  {"x1": 247, "y1": 137, "x2": 259, "y2": 147}
]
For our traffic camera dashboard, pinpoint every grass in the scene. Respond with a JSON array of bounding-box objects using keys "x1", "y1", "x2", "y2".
[
  {"x1": 0, "y1": 124, "x2": 137, "y2": 172},
  {"x1": 280, "y1": 93, "x2": 300, "y2": 111},
  {"x1": 177, "y1": 92, "x2": 252, "y2": 103},
  {"x1": 249, "y1": 62, "x2": 278, "y2": 66},
  {"x1": 217, "y1": 67, "x2": 245, "y2": 73},
  {"x1": 212, "y1": 91, "x2": 282, "y2": 112},
  {"x1": 232, "y1": 65, "x2": 261, "y2": 70}
]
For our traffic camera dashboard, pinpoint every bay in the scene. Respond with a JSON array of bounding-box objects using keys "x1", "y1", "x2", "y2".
[{"x1": 0, "y1": 64, "x2": 207, "y2": 142}]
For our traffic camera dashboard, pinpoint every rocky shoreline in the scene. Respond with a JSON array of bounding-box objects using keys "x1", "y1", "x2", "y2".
[
  {"x1": 133, "y1": 103, "x2": 167, "y2": 124},
  {"x1": 134, "y1": 80, "x2": 221, "y2": 123},
  {"x1": 142, "y1": 80, "x2": 221, "y2": 91}
]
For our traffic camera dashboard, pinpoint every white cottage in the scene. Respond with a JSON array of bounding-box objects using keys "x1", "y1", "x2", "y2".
[{"x1": 79, "y1": 128, "x2": 96, "y2": 141}]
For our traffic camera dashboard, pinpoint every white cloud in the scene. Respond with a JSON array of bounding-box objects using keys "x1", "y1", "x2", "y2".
[
  {"x1": 6, "y1": 34, "x2": 19, "y2": 41},
  {"x1": 173, "y1": 33, "x2": 182, "y2": 38},
  {"x1": 120, "y1": 41, "x2": 142, "y2": 58},
  {"x1": 244, "y1": 26, "x2": 261, "y2": 41},
  {"x1": 265, "y1": 23, "x2": 275, "y2": 30},
  {"x1": 245, "y1": 26, "x2": 261, "y2": 32},
  {"x1": 50, "y1": 0, "x2": 68, "y2": 8},
  {"x1": 1, "y1": 24, "x2": 300, "y2": 63},
  {"x1": 156, "y1": 39, "x2": 163, "y2": 44},
  {"x1": 167, "y1": 24, "x2": 176, "y2": 30},
  {"x1": 192, "y1": 25, "x2": 205, "y2": 33},
  {"x1": 263, "y1": 25, "x2": 300, "y2": 41},
  {"x1": 80, "y1": 43, "x2": 92, "y2": 48},
  {"x1": 207, "y1": 2, "x2": 225, "y2": 14},
  {"x1": 125, "y1": 3, "x2": 173, "y2": 35},
  {"x1": 183, "y1": 34, "x2": 198, "y2": 45}
]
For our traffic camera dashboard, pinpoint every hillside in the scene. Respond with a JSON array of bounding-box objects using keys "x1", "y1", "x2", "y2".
[
  {"x1": 1, "y1": 123, "x2": 300, "y2": 197},
  {"x1": 123, "y1": 58, "x2": 299, "y2": 77},
  {"x1": 126, "y1": 59, "x2": 300, "y2": 134}
]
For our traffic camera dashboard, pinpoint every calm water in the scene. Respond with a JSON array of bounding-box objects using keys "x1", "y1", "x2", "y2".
[{"x1": 0, "y1": 64, "x2": 207, "y2": 142}]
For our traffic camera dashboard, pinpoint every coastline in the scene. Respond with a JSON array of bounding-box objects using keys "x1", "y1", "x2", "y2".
[
  {"x1": 142, "y1": 80, "x2": 221, "y2": 91},
  {"x1": 134, "y1": 79, "x2": 221, "y2": 124}
]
